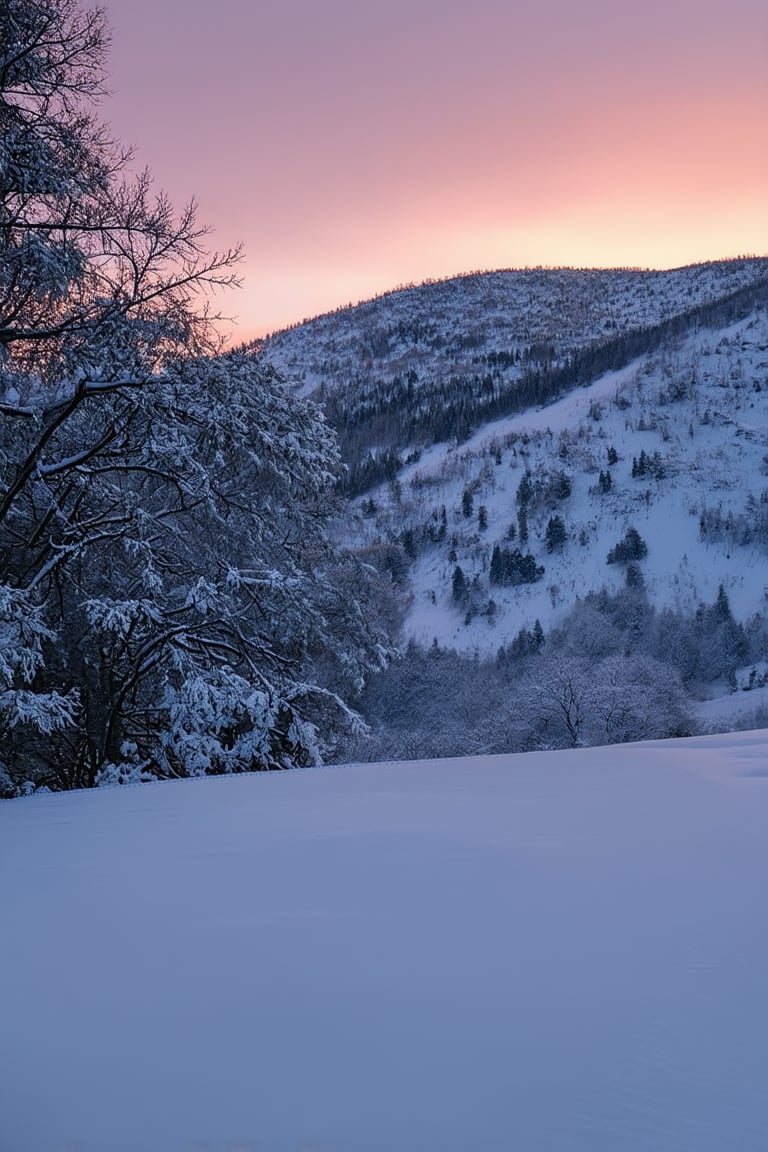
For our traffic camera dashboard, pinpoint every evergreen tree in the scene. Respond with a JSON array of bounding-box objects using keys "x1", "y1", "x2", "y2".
[
  {"x1": 518, "y1": 505, "x2": 529, "y2": 544},
  {"x1": 452, "y1": 565, "x2": 467, "y2": 602},
  {"x1": 550, "y1": 472, "x2": 572, "y2": 501},
  {"x1": 625, "y1": 563, "x2": 645, "y2": 590},
  {"x1": 715, "y1": 583, "x2": 732, "y2": 622},
  {"x1": 516, "y1": 471, "x2": 533, "y2": 506},
  {"x1": 545, "y1": 515, "x2": 567, "y2": 553},
  {"x1": 607, "y1": 527, "x2": 649, "y2": 565},
  {"x1": 489, "y1": 547, "x2": 544, "y2": 587},
  {"x1": 490, "y1": 545, "x2": 503, "y2": 585}
]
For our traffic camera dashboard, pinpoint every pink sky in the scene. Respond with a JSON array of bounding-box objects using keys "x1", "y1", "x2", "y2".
[{"x1": 102, "y1": 0, "x2": 767, "y2": 339}]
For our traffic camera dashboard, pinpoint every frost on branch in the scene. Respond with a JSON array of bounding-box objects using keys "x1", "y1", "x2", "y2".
[
  {"x1": 158, "y1": 668, "x2": 321, "y2": 777},
  {"x1": 0, "y1": 0, "x2": 396, "y2": 794},
  {"x1": 0, "y1": 585, "x2": 78, "y2": 738}
]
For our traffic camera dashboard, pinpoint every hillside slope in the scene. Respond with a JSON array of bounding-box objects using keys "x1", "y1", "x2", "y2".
[
  {"x1": 326, "y1": 307, "x2": 768, "y2": 666},
  {"x1": 265, "y1": 260, "x2": 768, "y2": 400},
  {"x1": 264, "y1": 260, "x2": 768, "y2": 490},
  {"x1": 3, "y1": 735, "x2": 768, "y2": 1151}
]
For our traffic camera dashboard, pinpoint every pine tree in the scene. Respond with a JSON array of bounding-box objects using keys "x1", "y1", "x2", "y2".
[
  {"x1": 452, "y1": 565, "x2": 467, "y2": 602},
  {"x1": 545, "y1": 515, "x2": 567, "y2": 553},
  {"x1": 490, "y1": 545, "x2": 503, "y2": 585},
  {"x1": 516, "y1": 471, "x2": 533, "y2": 506},
  {"x1": 518, "y1": 505, "x2": 529, "y2": 544},
  {"x1": 714, "y1": 583, "x2": 732, "y2": 622},
  {"x1": 607, "y1": 527, "x2": 648, "y2": 565}
]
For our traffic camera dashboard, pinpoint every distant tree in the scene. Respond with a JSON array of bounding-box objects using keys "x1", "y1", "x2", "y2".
[
  {"x1": 549, "y1": 471, "x2": 572, "y2": 502},
  {"x1": 518, "y1": 505, "x2": 529, "y2": 544},
  {"x1": 607, "y1": 446, "x2": 619, "y2": 466},
  {"x1": 462, "y1": 488, "x2": 474, "y2": 518},
  {"x1": 625, "y1": 562, "x2": 646, "y2": 590},
  {"x1": 516, "y1": 471, "x2": 533, "y2": 506},
  {"x1": 507, "y1": 626, "x2": 540, "y2": 660},
  {"x1": 489, "y1": 546, "x2": 543, "y2": 587},
  {"x1": 715, "y1": 583, "x2": 732, "y2": 622},
  {"x1": 545, "y1": 515, "x2": 567, "y2": 553},
  {"x1": 490, "y1": 545, "x2": 503, "y2": 586},
  {"x1": 402, "y1": 528, "x2": 418, "y2": 560},
  {"x1": 452, "y1": 565, "x2": 468, "y2": 603},
  {"x1": 607, "y1": 527, "x2": 648, "y2": 565},
  {"x1": 478, "y1": 505, "x2": 488, "y2": 531},
  {"x1": 519, "y1": 657, "x2": 591, "y2": 748},
  {"x1": 517, "y1": 654, "x2": 693, "y2": 750}
]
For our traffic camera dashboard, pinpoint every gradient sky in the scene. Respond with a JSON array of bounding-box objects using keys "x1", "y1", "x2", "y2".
[{"x1": 101, "y1": 0, "x2": 767, "y2": 339}]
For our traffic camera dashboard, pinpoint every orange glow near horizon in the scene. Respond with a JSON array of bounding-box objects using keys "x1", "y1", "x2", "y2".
[{"x1": 101, "y1": 0, "x2": 767, "y2": 340}]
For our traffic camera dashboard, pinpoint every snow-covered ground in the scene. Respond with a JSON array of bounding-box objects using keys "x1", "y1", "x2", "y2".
[
  {"x1": 3, "y1": 734, "x2": 768, "y2": 1151},
  {"x1": 695, "y1": 682, "x2": 768, "y2": 727}
]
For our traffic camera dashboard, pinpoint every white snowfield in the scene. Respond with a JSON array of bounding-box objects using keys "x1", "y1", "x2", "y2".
[{"x1": 3, "y1": 734, "x2": 768, "y2": 1152}]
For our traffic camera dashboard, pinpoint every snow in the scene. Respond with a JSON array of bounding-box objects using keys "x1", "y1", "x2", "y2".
[
  {"x1": 3, "y1": 734, "x2": 768, "y2": 1151},
  {"x1": 696, "y1": 683, "x2": 768, "y2": 726},
  {"x1": 265, "y1": 262, "x2": 768, "y2": 400},
  {"x1": 344, "y1": 309, "x2": 768, "y2": 654}
]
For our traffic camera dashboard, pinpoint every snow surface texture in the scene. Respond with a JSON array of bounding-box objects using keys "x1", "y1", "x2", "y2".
[{"x1": 3, "y1": 734, "x2": 768, "y2": 1152}]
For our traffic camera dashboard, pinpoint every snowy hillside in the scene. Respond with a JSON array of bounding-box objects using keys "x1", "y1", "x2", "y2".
[
  {"x1": 259, "y1": 259, "x2": 768, "y2": 664},
  {"x1": 340, "y1": 308, "x2": 768, "y2": 657},
  {"x1": 263, "y1": 261, "x2": 768, "y2": 489},
  {"x1": 3, "y1": 734, "x2": 768, "y2": 1152},
  {"x1": 264, "y1": 260, "x2": 768, "y2": 403}
]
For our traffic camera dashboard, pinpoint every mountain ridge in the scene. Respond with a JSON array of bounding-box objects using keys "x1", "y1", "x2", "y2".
[
  {"x1": 263, "y1": 259, "x2": 768, "y2": 496},
  {"x1": 265, "y1": 260, "x2": 768, "y2": 692}
]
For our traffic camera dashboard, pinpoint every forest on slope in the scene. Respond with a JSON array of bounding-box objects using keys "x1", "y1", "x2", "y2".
[{"x1": 265, "y1": 261, "x2": 768, "y2": 494}]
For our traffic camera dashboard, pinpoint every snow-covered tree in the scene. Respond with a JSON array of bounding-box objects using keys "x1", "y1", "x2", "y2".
[
  {"x1": 0, "y1": 0, "x2": 392, "y2": 793},
  {"x1": 515, "y1": 654, "x2": 692, "y2": 750}
]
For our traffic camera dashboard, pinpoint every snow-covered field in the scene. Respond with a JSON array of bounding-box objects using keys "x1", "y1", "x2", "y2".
[{"x1": 3, "y1": 735, "x2": 768, "y2": 1152}]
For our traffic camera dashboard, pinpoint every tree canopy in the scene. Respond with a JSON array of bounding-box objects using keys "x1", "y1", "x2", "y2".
[{"x1": 0, "y1": 0, "x2": 393, "y2": 794}]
